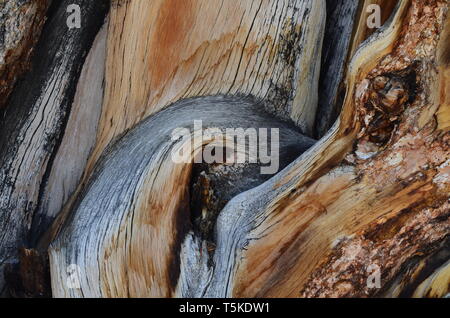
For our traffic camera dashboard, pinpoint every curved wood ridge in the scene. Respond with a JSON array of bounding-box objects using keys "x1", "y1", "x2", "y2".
[
  {"x1": 49, "y1": 96, "x2": 315, "y2": 297},
  {"x1": 83, "y1": 0, "x2": 326, "y2": 184}
]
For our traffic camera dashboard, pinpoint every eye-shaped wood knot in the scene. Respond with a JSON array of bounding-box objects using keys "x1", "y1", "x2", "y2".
[{"x1": 359, "y1": 70, "x2": 417, "y2": 147}]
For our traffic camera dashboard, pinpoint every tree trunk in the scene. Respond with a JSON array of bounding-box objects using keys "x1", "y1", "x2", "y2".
[{"x1": 0, "y1": 0, "x2": 448, "y2": 298}]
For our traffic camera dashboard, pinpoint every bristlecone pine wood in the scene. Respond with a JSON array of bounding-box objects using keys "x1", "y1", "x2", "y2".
[{"x1": 0, "y1": 0, "x2": 448, "y2": 298}]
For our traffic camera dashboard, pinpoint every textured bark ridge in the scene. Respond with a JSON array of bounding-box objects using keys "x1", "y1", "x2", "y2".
[
  {"x1": 0, "y1": 0, "x2": 110, "y2": 296},
  {"x1": 0, "y1": 0, "x2": 50, "y2": 109},
  {"x1": 315, "y1": 0, "x2": 401, "y2": 138},
  {"x1": 0, "y1": 0, "x2": 449, "y2": 298}
]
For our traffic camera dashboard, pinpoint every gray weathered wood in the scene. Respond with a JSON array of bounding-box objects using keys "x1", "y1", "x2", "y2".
[{"x1": 49, "y1": 96, "x2": 315, "y2": 297}]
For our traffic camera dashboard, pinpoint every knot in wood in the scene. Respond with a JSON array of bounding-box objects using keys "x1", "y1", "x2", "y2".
[{"x1": 370, "y1": 76, "x2": 409, "y2": 115}]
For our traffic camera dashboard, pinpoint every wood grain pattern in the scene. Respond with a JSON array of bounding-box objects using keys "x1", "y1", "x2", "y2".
[
  {"x1": 227, "y1": 0, "x2": 449, "y2": 297},
  {"x1": 30, "y1": 23, "x2": 109, "y2": 244},
  {"x1": 82, "y1": 0, "x2": 326, "y2": 185},
  {"x1": 315, "y1": 0, "x2": 360, "y2": 138},
  {"x1": 174, "y1": 0, "x2": 449, "y2": 297},
  {"x1": 48, "y1": 0, "x2": 449, "y2": 298},
  {"x1": 349, "y1": 0, "x2": 400, "y2": 58},
  {"x1": 0, "y1": 0, "x2": 109, "y2": 296},
  {"x1": 49, "y1": 96, "x2": 315, "y2": 297},
  {"x1": 0, "y1": 0, "x2": 447, "y2": 299}
]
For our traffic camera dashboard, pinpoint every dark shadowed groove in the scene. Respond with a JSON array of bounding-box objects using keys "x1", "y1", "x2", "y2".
[{"x1": 314, "y1": 0, "x2": 360, "y2": 138}]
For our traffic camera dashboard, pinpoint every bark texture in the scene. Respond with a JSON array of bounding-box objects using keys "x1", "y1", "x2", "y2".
[{"x1": 0, "y1": 0, "x2": 50, "y2": 109}]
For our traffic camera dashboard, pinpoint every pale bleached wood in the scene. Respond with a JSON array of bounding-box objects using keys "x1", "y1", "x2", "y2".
[
  {"x1": 175, "y1": 0, "x2": 449, "y2": 297},
  {"x1": 349, "y1": 0, "x2": 400, "y2": 58},
  {"x1": 44, "y1": 1, "x2": 326, "y2": 258},
  {"x1": 30, "y1": 23, "x2": 108, "y2": 244},
  {"x1": 204, "y1": 0, "x2": 449, "y2": 297},
  {"x1": 48, "y1": 0, "x2": 329, "y2": 298},
  {"x1": 412, "y1": 258, "x2": 450, "y2": 298}
]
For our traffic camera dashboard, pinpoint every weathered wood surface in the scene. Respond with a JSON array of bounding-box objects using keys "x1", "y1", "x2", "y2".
[
  {"x1": 0, "y1": 0, "x2": 50, "y2": 109},
  {"x1": 0, "y1": 0, "x2": 448, "y2": 298},
  {"x1": 0, "y1": 0, "x2": 109, "y2": 296},
  {"x1": 315, "y1": 0, "x2": 403, "y2": 138},
  {"x1": 210, "y1": 0, "x2": 449, "y2": 297},
  {"x1": 30, "y1": 23, "x2": 108, "y2": 245},
  {"x1": 46, "y1": 0, "x2": 330, "y2": 298},
  {"x1": 49, "y1": 96, "x2": 315, "y2": 297},
  {"x1": 81, "y1": 0, "x2": 326, "y2": 187},
  {"x1": 349, "y1": 0, "x2": 400, "y2": 58},
  {"x1": 48, "y1": 0, "x2": 450, "y2": 298}
]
